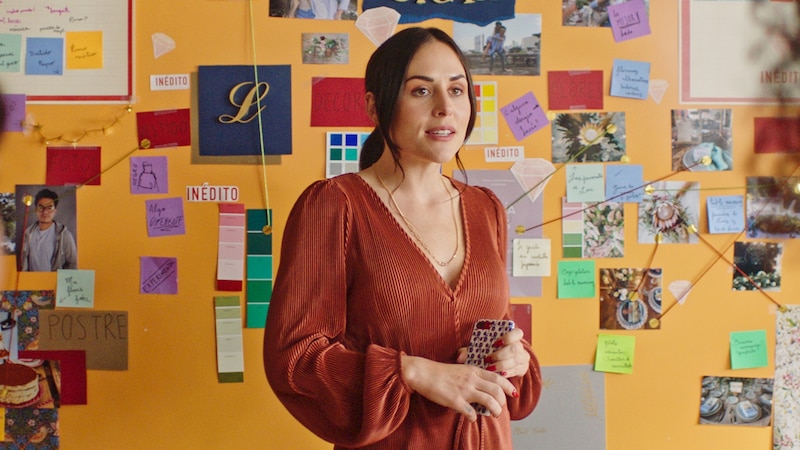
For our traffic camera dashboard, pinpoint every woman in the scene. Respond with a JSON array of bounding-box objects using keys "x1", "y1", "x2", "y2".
[{"x1": 263, "y1": 27, "x2": 542, "y2": 449}]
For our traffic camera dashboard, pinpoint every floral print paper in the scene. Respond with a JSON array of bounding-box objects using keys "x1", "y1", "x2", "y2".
[{"x1": 774, "y1": 305, "x2": 800, "y2": 449}]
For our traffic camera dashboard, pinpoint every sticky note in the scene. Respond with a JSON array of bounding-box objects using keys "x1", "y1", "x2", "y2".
[
  {"x1": 0, "y1": 34, "x2": 22, "y2": 73},
  {"x1": 595, "y1": 334, "x2": 635, "y2": 374},
  {"x1": 145, "y1": 197, "x2": 186, "y2": 237},
  {"x1": 610, "y1": 59, "x2": 650, "y2": 100},
  {"x1": 56, "y1": 269, "x2": 95, "y2": 308},
  {"x1": 609, "y1": 0, "x2": 651, "y2": 42},
  {"x1": 130, "y1": 156, "x2": 168, "y2": 194},
  {"x1": 25, "y1": 37, "x2": 64, "y2": 75},
  {"x1": 513, "y1": 238, "x2": 551, "y2": 277},
  {"x1": 66, "y1": 31, "x2": 103, "y2": 69},
  {"x1": 500, "y1": 91, "x2": 549, "y2": 142},
  {"x1": 707, "y1": 195, "x2": 744, "y2": 234},
  {"x1": 605, "y1": 164, "x2": 644, "y2": 203},
  {"x1": 730, "y1": 330, "x2": 768, "y2": 369},
  {"x1": 0, "y1": 94, "x2": 25, "y2": 132},
  {"x1": 558, "y1": 260, "x2": 595, "y2": 298},
  {"x1": 140, "y1": 257, "x2": 178, "y2": 294},
  {"x1": 566, "y1": 164, "x2": 605, "y2": 202}
]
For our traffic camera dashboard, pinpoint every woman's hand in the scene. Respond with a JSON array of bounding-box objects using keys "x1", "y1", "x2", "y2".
[
  {"x1": 482, "y1": 328, "x2": 531, "y2": 379},
  {"x1": 401, "y1": 355, "x2": 518, "y2": 422}
]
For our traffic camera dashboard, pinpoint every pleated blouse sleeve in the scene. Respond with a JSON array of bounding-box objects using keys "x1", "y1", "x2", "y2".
[
  {"x1": 477, "y1": 186, "x2": 543, "y2": 420},
  {"x1": 263, "y1": 179, "x2": 412, "y2": 447}
]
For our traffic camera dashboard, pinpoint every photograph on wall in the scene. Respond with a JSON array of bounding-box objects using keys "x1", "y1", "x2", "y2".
[
  {"x1": 269, "y1": 0, "x2": 357, "y2": 20},
  {"x1": 699, "y1": 376, "x2": 773, "y2": 426},
  {"x1": 638, "y1": 181, "x2": 699, "y2": 244},
  {"x1": 562, "y1": 199, "x2": 625, "y2": 258},
  {"x1": 1, "y1": 192, "x2": 15, "y2": 255},
  {"x1": 14, "y1": 185, "x2": 78, "y2": 272},
  {"x1": 453, "y1": 14, "x2": 542, "y2": 76},
  {"x1": 552, "y1": 112, "x2": 626, "y2": 163},
  {"x1": 302, "y1": 33, "x2": 349, "y2": 64},
  {"x1": 671, "y1": 109, "x2": 733, "y2": 172},
  {"x1": 562, "y1": 0, "x2": 650, "y2": 27},
  {"x1": 746, "y1": 176, "x2": 800, "y2": 239},
  {"x1": 732, "y1": 241, "x2": 782, "y2": 292},
  {"x1": 0, "y1": 290, "x2": 55, "y2": 356},
  {"x1": 599, "y1": 268, "x2": 661, "y2": 330},
  {"x1": 775, "y1": 306, "x2": 800, "y2": 447}
]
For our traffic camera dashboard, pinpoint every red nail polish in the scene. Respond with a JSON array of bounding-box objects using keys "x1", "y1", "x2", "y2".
[
  {"x1": 512, "y1": 389, "x2": 519, "y2": 398},
  {"x1": 500, "y1": 371, "x2": 508, "y2": 377},
  {"x1": 492, "y1": 340, "x2": 504, "y2": 348},
  {"x1": 484, "y1": 355, "x2": 495, "y2": 364},
  {"x1": 487, "y1": 364, "x2": 497, "y2": 372}
]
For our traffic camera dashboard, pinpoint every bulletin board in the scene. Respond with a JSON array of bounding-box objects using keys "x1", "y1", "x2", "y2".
[
  {"x1": 0, "y1": 0, "x2": 799, "y2": 449},
  {"x1": 0, "y1": 0, "x2": 133, "y2": 102}
]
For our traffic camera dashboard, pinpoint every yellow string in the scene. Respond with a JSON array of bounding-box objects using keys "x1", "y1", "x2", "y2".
[{"x1": 248, "y1": 0, "x2": 271, "y2": 226}]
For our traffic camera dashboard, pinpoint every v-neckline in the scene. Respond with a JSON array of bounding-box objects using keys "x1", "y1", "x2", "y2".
[{"x1": 352, "y1": 173, "x2": 469, "y2": 294}]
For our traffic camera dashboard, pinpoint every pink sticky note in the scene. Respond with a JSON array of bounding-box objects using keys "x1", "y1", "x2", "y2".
[
  {"x1": 609, "y1": 0, "x2": 651, "y2": 42},
  {"x1": 500, "y1": 92, "x2": 549, "y2": 142},
  {"x1": 46, "y1": 146, "x2": 102, "y2": 186},
  {"x1": 548, "y1": 71, "x2": 603, "y2": 111}
]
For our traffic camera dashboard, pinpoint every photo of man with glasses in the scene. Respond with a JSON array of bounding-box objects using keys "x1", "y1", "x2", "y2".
[{"x1": 19, "y1": 188, "x2": 77, "y2": 272}]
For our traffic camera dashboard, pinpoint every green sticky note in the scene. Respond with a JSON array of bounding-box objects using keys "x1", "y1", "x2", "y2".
[
  {"x1": 594, "y1": 334, "x2": 635, "y2": 374},
  {"x1": 730, "y1": 330, "x2": 768, "y2": 369},
  {"x1": 557, "y1": 260, "x2": 596, "y2": 298}
]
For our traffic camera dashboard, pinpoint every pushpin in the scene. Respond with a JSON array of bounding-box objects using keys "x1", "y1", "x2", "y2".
[
  {"x1": 126, "y1": 105, "x2": 133, "y2": 113},
  {"x1": 700, "y1": 155, "x2": 712, "y2": 166},
  {"x1": 779, "y1": 305, "x2": 789, "y2": 313},
  {"x1": 140, "y1": 139, "x2": 151, "y2": 149},
  {"x1": 649, "y1": 318, "x2": 660, "y2": 328},
  {"x1": 644, "y1": 184, "x2": 655, "y2": 195},
  {"x1": 687, "y1": 223, "x2": 698, "y2": 234},
  {"x1": 515, "y1": 225, "x2": 525, "y2": 235},
  {"x1": 605, "y1": 124, "x2": 618, "y2": 134},
  {"x1": 22, "y1": 195, "x2": 33, "y2": 207},
  {"x1": 620, "y1": 155, "x2": 630, "y2": 164},
  {"x1": 655, "y1": 232, "x2": 662, "y2": 243},
  {"x1": 546, "y1": 111, "x2": 557, "y2": 121},
  {"x1": 793, "y1": 182, "x2": 800, "y2": 196},
  {"x1": 262, "y1": 225, "x2": 272, "y2": 235}
]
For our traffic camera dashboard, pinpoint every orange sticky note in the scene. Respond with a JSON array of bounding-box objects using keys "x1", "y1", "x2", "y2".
[{"x1": 66, "y1": 31, "x2": 103, "y2": 69}]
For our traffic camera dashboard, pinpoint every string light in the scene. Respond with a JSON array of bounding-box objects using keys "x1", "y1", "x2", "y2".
[{"x1": 21, "y1": 104, "x2": 133, "y2": 146}]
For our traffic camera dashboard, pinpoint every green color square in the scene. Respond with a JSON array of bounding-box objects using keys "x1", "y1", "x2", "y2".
[
  {"x1": 247, "y1": 233, "x2": 272, "y2": 255},
  {"x1": 563, "y1": 234, "x2": 583, "y2": 246},
  {"x1": 247, "y1": 255, "x2": 272, "y2": 278},
  {"x1": 247, "y1": 209, "x2": 273, "y2": 230},
  {"x1": 563, "y1": 247, "x2": 583, "y2": 258},
  {"x1": 247, "y1": 303, "x2": 269, "y2": 328},
  {"x1": 345, "y1": 147, "x2": 358, "y2": 161},
  {"x1": 247, "y1": 280, "x2": 273, "y2": 302},
  {"x1": 330, "y1": 147, "x2": 343, "y2": 161}
]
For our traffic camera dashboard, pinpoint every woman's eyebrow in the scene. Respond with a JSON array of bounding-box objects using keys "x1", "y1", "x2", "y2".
[{"x1": 405, "y1": 74, "x2": 467, "y2": 83}]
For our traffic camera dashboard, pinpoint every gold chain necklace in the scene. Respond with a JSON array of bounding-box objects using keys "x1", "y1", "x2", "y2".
[{"x1": 376, "y1": 172, "x2": 460, "y2": 267}]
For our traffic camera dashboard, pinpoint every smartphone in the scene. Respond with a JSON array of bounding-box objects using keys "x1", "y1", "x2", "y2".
[{"x1": 464, "y1": 319, "x2": 515, "y2": 416}]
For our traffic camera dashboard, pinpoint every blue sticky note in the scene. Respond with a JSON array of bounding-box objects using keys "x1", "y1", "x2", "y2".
[
  {"x1": 0, "y1": 34, "x2": 23, "y2": 72},
  {"x1": 610, "y1": 59, "x2": 650, "y2": 100},
  {"x1": 566, "y1": 164, "x2": 605, "y2": 202},
  {"x1": 25, "y1": 37, "x2": 64, "y2": 75},
  {"x1": 500, "y1": 92, "x2": 550, "y2": 142},
  {"x1": 605, "y1": 165, "x2": 643, "y2": 203},
  {"x1": 609, "y1": 0, "x2": 651, "y2": 42},
  {"x1": 707, "y1": 195, "x2": 744, "y2": 234}
]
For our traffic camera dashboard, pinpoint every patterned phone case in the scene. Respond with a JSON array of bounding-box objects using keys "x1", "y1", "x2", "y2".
[{"x1": 464, "y1": 319, "x2": 515, "y2": 416}]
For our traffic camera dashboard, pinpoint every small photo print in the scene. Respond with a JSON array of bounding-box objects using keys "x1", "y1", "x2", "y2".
[
  {"x1": 302, "y1": 33, "x2": 349, "y2": 64},
  {"x1": 453, "y1": 14, "x2": 542, "y2": 76},
  {"x1": 599, "y1": 268, "x2": 662, "y2": 330},
  {"x1": 671, "y1": 109, "x2": 733, "y2": 172},
  {"x1": 269, "y1": 0, "x2": 357, "y2": 20},
  {"x1": 0, "y1": 192, "x2": 15, "y2": 255},
  {"x1": 637, "y1": 181, "x2": 699, "y2": 244},
  {"x1": 732, "y1": 241, "x2": 782, "y2": 292},
  {"x1": 746, "y1": 176, "x2": 800, "y2": 238},
  {"x1": 699, "y1": 376, "x2": 773, "y2": 427},
  {"x1": 552, "y1": 112, "x2": 626, "y2": 163},
  {"x1": 562, "y1": 0, "x2": 650, "y2": 27}
]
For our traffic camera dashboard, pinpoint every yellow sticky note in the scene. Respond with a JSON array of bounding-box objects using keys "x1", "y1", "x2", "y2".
[
  {"x1": 66, "y1": 31, "x2": 103, "y2": 69},
  {"x1": 594, "y1": 334, "x2": 635, "y2": 374}
]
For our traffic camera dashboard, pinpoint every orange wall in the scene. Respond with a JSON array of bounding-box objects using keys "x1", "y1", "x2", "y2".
[{"x1": 0, "y1": 1, "x2": 797, "y2": 449}]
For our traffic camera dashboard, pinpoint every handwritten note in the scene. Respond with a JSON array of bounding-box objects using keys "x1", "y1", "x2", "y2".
[
  {"x1": 66, "y1": 31, "x2": 103, "y2": 69},
  {"x1": 0, "y1": 94, "x2": 25, "y2": 132},
  {"x1": 609, "y1": 0, "x2": 651, "y2": 42},
  {"x1": 558, "y1": 260, "x2": 595, "y2": 298},
  {"x1": 500, "y1": 91, "x2": 549, "y2": 142},
  {"x1": 145, "y1": 197, "x2": 185, "y2": 237},
  {"x1": 56, "y1": 269, "x2": 95, "y2": 308},
  {"x1": 140, "y1": 256, "x2": 178, "y2": 294},
  {"x1": 25, "y1": 37, "x2": 64, "y2": 75},
  {"x1": 39, "y1": 310, "x2": 128, "y2": 370},
  {"x1": 610, "y1": 59, "x2": 650, "y2": 100},
  {"x1": 605, "y1": 164, "x2": 644, "y2": 203},
  {"x1": 46, "y1": 146, "x2": 102, "y2": 186},
  {"x1": 730, "y1": 330, "x2": 768, "y2": 369},
  {"x1": 136, "y1": 109, "x2": 191, "y2": 149},
  {"x1": 513, "y1": 238, "x2": 551, "y2": 277},
  {"x1": 0, "y1": 34, "x2": 22, "y2": 73},
  {"x1": 566, "y1": 164, "x2": 605, "y2": 202},
  {"x1": 707, "y1": 195, "x2": 744, "y2": 234},
  {"x1": 547, "y1": 71, "x2": 603, "y2": 111},
  {"x1": 595, "y1": 334, "x2": 635, "y2": 374},
  {"x1": 130, "y1": 156, "x2": 168, "y2": 194}
]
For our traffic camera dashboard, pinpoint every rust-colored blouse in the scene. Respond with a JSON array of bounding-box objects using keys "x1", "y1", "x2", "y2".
[{"x1": 263, "y1": 174, "x2": 542, "y2": 449}]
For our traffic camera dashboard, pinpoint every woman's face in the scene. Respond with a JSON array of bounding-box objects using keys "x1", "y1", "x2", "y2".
[{"x1": 388, "y1": 41, "x2": 471, "y2": 166}]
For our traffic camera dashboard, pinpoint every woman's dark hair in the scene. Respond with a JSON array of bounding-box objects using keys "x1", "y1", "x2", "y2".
[{"x1": 360, "y1": 27, "x2": 477, "y2": 172}]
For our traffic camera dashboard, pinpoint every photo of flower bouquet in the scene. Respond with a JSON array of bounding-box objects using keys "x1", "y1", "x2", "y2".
[
  {"x1": 732, "y1": 241, "x2": 782, "y2": 291},
  {"x1": 746, "y1": 176, "x2": 800, "y2": 239},
  {"x1": 638, "y1": 181, "x2": 699, "y2": 244},
  {"x1": 552, "y1": 112, "x2": 626, "y2": 163}
]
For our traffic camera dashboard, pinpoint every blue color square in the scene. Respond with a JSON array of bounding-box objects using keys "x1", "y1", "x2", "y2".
[
  {"x1": 345, "y1": 133, "x2": 358, "y2": 146},
  {"x1": 329, "y1": 133, "x2": 342, "y2": 146}
]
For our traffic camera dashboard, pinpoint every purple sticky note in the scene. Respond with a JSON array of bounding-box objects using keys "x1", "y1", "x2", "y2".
[
  {"x1": 131, "y1": 156, "x2": 168, "y2": 194},
  {"x1": 140, "y1": 257, "x2": 178, "y2": 294},
  {"x1": 609, "y1": 0, "x2": 651, "y2": 42},
  {"x1": 1, "y1": 94, "x2": 25, "y2": 132},
  {"x1": 145, "y1": 197, "x2": 185, "y2": 237},
  {"x1": 500, "y1": 92, "x2": 549, "y2": 142}
]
